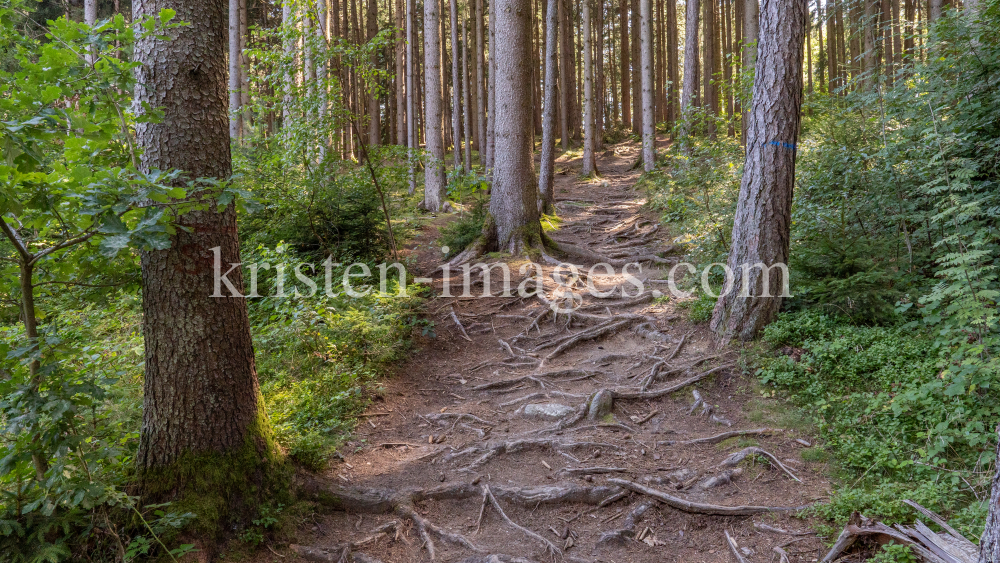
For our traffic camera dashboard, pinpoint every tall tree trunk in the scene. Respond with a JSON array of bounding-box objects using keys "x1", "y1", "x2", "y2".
[
  {"x1": 980, "y1": 431, "x2": 1000, "y2": 563},
  {"x1": 450, "y1": 0, "x2": 462, "y2": 169},
  {"x1": 558, "y1": 0, "x2": 570, "y2": 149},
  {"x1": 620, "y1": 0, "x2": 631, "y2": 127},
  {"x1": 368, "y1": 0, "x2": 381, "y2": 144},
  {"x1": 680, "y1": 0, "x2": 700, "y2": 140},
  {"x1": 827, "y1": 0, "x2": 837, "y2": 93},
  {"x1": 462, "y1": 16, "x2": 473, "y2": 170},
  {"x1": 487, "y1": 5, "x2": 496, "y2": 169},
  {"x1": 539, "y1": 0, "x2": 559, "y2": 212},
  {"x1": 229, "y1": 0, "x2": 242, "y2": 140},
  {"x1": 441, "y1": 0, "x2": 450, "y2": 153},
  {"x1": 864, "y1": 0, "x2": 877, "y2": 90},
  {"x1": 534, "y1": 0, "x2": 544, "y2": 135},
  {"x1": 396, "y1": 0, "x2": 406, "y2": 146},
  {"x1": 639, "y1": 0, "x2": 654, "y2": 170},
  {"x1": 723, "y1": 0, "x2": 733, "y2": 135},
  {"x1": 817, "y1": 0, "x2": 825, "y2": 90},
  {"x1": 475, "y1": 0, "x2": 486, "y2": 156},
  {"x1": 903, "y1": 0, "x2": 914, "y2": 57},
  {"x1": 655, "y1": 0, "x2": 664, "y2": 123},
  {"x1": 489, "y1": 0, "x2": 542, "y2": 251},
  {"x1": 710, "y1": 0, "x2": 804, "y2": 343},
  {"x1": 133, "y1": 0, "x2": 284, "y2": 523},
  {"x1": 667, "y1": 0, "x2": 678, "y2": 129},
  {"x1": 239, "y1": 0, "x2": 250, "y2": 136},
  {"x1": 703, "y1": 0, "x2": 716, "y2": 138},
  {"x1": 849, "y1": 0, "x2": 861, "y2": 87},
  {"x1": 882, "y1": 0, "x2": 894, "y2": 84},
  {"x1": 596, "y1": 1, "x2": 605, "y2": 148},
  {"x1": 282, "y1": 0, "x2": 294, "y2": 125},
  {"x1": 631, "y1": 0, "x2": 641, "y2": 132},
  {"x1": 582, "y1": 0, "x2": 597, "y2": 175},
  {"x1": 742, "y1": 0, "x2": 758, "y2": 141},
  {"x1": 424, "y1": 0, "x2": 447, "y2": 209},
  {"x1": 929, "y1": 0, "x2": 941, "y2": 21},
  {"x1": 407, "y1": 0, "x2": 417, "y2": 192},
  {"x1": 835, "y1": 0, "x2": 846, "y2": 90},
  {"x1": 806, "y1": 3, "x2": 813, "y2": 96}
]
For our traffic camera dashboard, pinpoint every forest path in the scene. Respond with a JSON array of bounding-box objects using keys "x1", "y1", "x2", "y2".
[{"x1": 278, "y1": 140, "x2": 831, "y2": 563}]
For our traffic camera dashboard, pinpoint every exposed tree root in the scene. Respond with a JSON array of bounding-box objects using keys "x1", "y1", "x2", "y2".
[
  {"x1": 535, "y1": 316, "x2": 647, "y2": 361},
  {"x1": 698, "y1": 467, "x2": 743, "y2": 489},
  {"x1": 597, "y1": 499, "x2": 657, "y2": 547},
  {"x1": 612, "y1": 363, "x2": 735, "y2": 400},
  {"x1": 498, "y1": 391, "x2": 587, "y2": 409},
  {"x1": 450, "y1": 309, "x2": 473, "y2": 341},
  {"x1": 471, "y1": 375, "x2": 552, "y2": 393},
  {"x1": 396, "y1": 504, "x2": 480, "y2": 559},
  {"x1": 459, "y1": 439, "x2": 621, "y2": 471},
  {"x1": 458, "y1": 556, "x2": 538, "y2": 563},
  {"x1": 553, "y1": 241, "x2": 672, "y2": 268},
  {"x1": 557, "y1": 466, "x2": 628, "y2": 476},
  {"x1": 658, "y1": 427, "x2": 783, "y2": 447},
  {"x1": 479, "y1": 486, "x2": 561, "y2": 556},
  {"x1": 720, "y1": 447, "x2": 801, "y2": 482},
  {"x1": 753, "y1": 522, "x2": 812, "y2": 536},
  {"x1": 607, "y1": 479, "x2": 810, "y2": 515}
]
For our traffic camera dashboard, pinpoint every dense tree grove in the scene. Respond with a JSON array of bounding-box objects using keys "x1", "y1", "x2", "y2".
[{"x1": 1, "y1": 0, "x2": 999, "y2": 559}]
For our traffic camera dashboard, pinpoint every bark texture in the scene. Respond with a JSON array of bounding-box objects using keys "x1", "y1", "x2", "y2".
[
  {"x1": 424, "y1": 0, "x2": 447, "y2": 210},
  {"x1": 450, "y1": 0, "x2": 462, "y2": 169},
  {"x1": 132, "y1": 0, "x2": 283, "y2": 522},
  {"x1": 639, "y1": 0, "x2": 654, "y2": 170},
  {"x1": 538, "y1": 0, "x2": 559, "y2": 212},
  {"x1": 680, "y1": 0, "x2": 700, "y2": 138},
  {"x1": 581, "y1": 0, "x2": 597, "y2": 176},
  {"x1": 490, "y1": 0, "x2": 542, "y2": 252},
  {"x1": 980, "y1": 427, "x2": 1000, "y2": 563},
  {"x1": 710, "y1": 0, "x2": 804, "y2": 343}
]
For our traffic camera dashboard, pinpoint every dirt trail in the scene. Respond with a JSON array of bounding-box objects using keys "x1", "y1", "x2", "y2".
[{"x1": 280, "y1": 142, "x2": 831, "y2": 563}]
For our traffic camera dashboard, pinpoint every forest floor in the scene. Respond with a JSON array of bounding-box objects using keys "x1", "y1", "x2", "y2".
[{"x1": 263, "y1": 140, "x2": 835, "y2": 563}]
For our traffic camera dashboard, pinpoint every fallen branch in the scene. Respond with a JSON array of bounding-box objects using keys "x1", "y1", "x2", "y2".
[
  {"x1": 481, "y1": 485, "x2": 561, "y2": 556},
  {"x1": 658, "y1": 427, "x2": 782, "y2": 447},
  {"x1": 608, "y1": 479, "x2": 809, "y2": 516},
  {"x1": 720, "y1": 447, "x2": 801, "y2": 483},
  {"x1": 450, "y1": 309, "x2": 473, "y2": 342}
]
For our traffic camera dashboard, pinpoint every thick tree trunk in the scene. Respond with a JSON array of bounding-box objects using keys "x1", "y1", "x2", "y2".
[
  {"x1": 424, "y1": 0, "x2": 447, "y2": 209},
  {"x1": 462, "y1": 16, "x2": 473, "y2": 170},
  {"x1": 539, "y1": 0, "x2": 558, "y2": 212},
  {"x1": 450, "y1": 0, "x2": 462, "y2": 169},
  {"x1": 929, "y1": 0, "x2": 941, "y2": 22},
  {"x1": 680, "y1": 0, "x2": 700, "y2": 139},
  {"x1": 710, "y1": 0, "x2": 804, "y2": 343},
  {"x1": 487, "y1": 7, "x2": 496, "y2": 169},
  {"x1": 132, "y1": 0, "x2": 284, "y2": 529},
  {"x1": 620, "y1": 0, "x2": 630, "y2": 127},
  {"x1": 582, "y1": 0, "x2": 597, "y2": 176},
  {"x1": 979, "y1": 428, "x2": 1000, "y2": 563},
  {"x1": 490, "y1": 0, "x2": 542, "y2": 251},
  {"x1": 640, "y1": 0, "x2": 654, "y2": 170}
]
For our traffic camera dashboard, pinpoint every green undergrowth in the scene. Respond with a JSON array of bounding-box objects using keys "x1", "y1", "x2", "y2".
[{"x1": 753, "y1": 310, "x2": 993, "y2": 540}]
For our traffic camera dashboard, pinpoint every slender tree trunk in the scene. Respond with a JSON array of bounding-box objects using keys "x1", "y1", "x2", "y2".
[
  {"x1": 734, "y1": 0, "x2": 743, "y2": 131},
  {"x1": 558, "y1": 0, "x2": 570, "y2": 149},
  {"x1": 407, "y1": 0, "x2": 417, "y2": 192},
  {"x1": 367, "y1": 0, "x2": 381, "y2": 144},
  {"x1": 534, "y1": 0, "x2": 544, "y2": 134},
  {"x1": 450, "y1": 0, "x2": 462, "y2": 169},
  {"x1": 539, "y1": 0, "x2": 559, "y2": 212},
  {"x1": 596, "y1": 2, "x2": 605, "y2": 148},
  {"x1": 929, "y1": 0, "x2": 941, "y2": 21},
  {"x1": 980, "y1": 431, "x2": 1000, "y2": 563},
  {"x1": 487, "y1": 5, "x2": 496, "y2": 169},
  {"x1": 827, "y1": 0, "x2": 837, "y2": 93},
  {"x1": 667, "y1": 0, "x2": 678, "y2": 130},
  {"x1": 441, "y1": 0, "x2": 450, "y2": 153},
  {"x1": 881, "y1": 0, "x2": 893, "y2": 84},
  {"x1": 489, "y1": 0, "x2": 542, "y2": 251},
  {"x1": 631, "y1": 0, "x2": 641, "y2": 132},
  {"x1": 835, "y1": 0, "x2": 846, "y2": 90},
  {"x1": 620, "y1": 0, "x2": 631, "y2": 127},
  {"x1": 806, "y1": 3, "x2": 813, "y2": 96},
  {"x1": 864, "y1": 0, "x2": 877, "y2": 90},
  {"x1": 476, "y1": 0, "x2": 486, "y2": 156},
  {"x1": 582, "y1": 0, "x2": 597, "y2": 175},
  {"x1": 229, "y1": 0, "x2": 241, "y2": 140},
  {"x1": 849, "y1": 0, "x2": 861, "y2": 87},
  {"x1": 396, "y1": 0, "x2": 406, "y2": 146},
  {"x1": 817, "y1": 0, "x2": 825, "y2": 90},
  {"x1": 681, "y1": 0, "x2": 700, "y2": 140},
  {"x1": 742, "y1": 0, "x2": 758, "y2": 142},
  {"x1": 903, "y1": 0, "x2": 914, "y2": 57},
  {"x1": 282, "y1": 1, "x2": 294, "y2": 125},
  {"x1": 239, "y1": 0, "x2": 250, "y2": 136},
  {"x1": 639, "y1": 0, "x2": 654, "y2": 169},
  {"x1": 703, "y1": 0, "x2": 716, "y2": 138},
  {"x1": 424, "y1": 0, "x2": 447, "y2": 209},
  {"x1": 462, "y1": 16, "x2": 473, "y2": 170},
  {"x1": 132, "y1": 0, "x2": 283, "y2": 518},
  {"x1": 710, "y1": 0, "x2": 804, "y2": 343},
  {"x1": 85, "y1": 0, "x2": 97, "y2": 63}
]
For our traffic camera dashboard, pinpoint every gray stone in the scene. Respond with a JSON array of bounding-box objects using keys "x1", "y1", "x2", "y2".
[
  {"x1": 587, "y1": 389, "x2": 615, "y2": 420},
  {"x1": 520, "y1": 403, "x2": 575, "y2": 421}
]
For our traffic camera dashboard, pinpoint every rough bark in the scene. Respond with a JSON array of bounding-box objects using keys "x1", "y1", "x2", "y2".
[
  {"x1": 864, "y1": 0, "x2": 877, "y2": 90},
  {"x1": 980, "y1": 426, "x2": 1000, "y2": 563},
  {"x1": 595, "y1": 2, "x2": 605, "y2": 148},
  {"x1": 85, "y1": 0, "x2": 97, "y2": 64},
  {"x1": 424, "y1": 0, "x2": 447, "y2": 210},
  {"x1": 929, "y1": 0, "x2": 941, "y2": 23},
  {"x1": 487, "y1": 5, "x2": 496, "y2": 169},
  {"x1": 490, "y1": 0, "x2": 543, "y2": 252},
  {"x1": 450, "y1": 0, "x2": 462, "y2": 169},
  {"x1": 132, "y1": 0, "x2": 284, "y2": 529},
  {"x1": 239, "y1": 0, "x2": 250, "y2": 135},
  {"x1": 710, "y1": 0, "x2": 804, "y2": 343},
  {"x1": 666, "y1": 0, "x2": 678, "y2": 128},
  {"x1": 630, "y1": 0, "x2": 641, "y2": 133},
  {"x1": 581, "y1": 0, "x2": 597, "y2": 176},
  {"x1": 367, "y1": 0, "x2": 381, "y2": 144},
  {"x1": 741, "y1": 0, "x2": 758, "y2": 141},
  {"x1": 724, "y1": 0, "x2": 735, "y2": 134},
  {"x1": 680, "y1": 0, "x2": 700, "y2": 138},
  {"x1": 559, "y1": 0, "x2": 571, "y2": 150},
  {"x1": 639, "y1": 0, "x2": 654, "y2": 170},
  {"x1": 539, "y1": 0, "x2": 559, "y2": 211}
]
